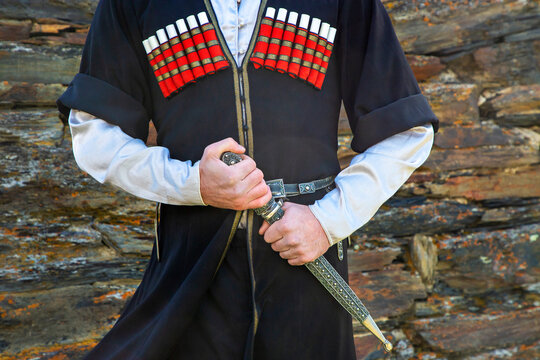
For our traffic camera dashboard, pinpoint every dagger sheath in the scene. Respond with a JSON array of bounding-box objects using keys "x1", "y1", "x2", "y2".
[{"x1": 220, "y1": 152, "x2": 392, "y2": 352}]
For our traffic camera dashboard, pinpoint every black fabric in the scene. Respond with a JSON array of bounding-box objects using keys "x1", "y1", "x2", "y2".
[
  {"x1": 168, "y1": 229, "x2": 252, "y2": 359},
  {"x1": 57, "y1": 0, "x2": 153, "y2": 141},
  {"x1": 57, "y1": 0, "x2": 438, "y2": 359},
  {"x1": 167, "y1": 192, "x2": 355, "y2": 360},
  {"x1": 250, "y1": 191, "x2": 356, "y2": 360},
  {"x1": 58, "y1": 74, "x2": 150, "y2": 140},
  {"x1": 249, "y1": 52, "x2": 343, "y2": 182},
  {"x1": 350, "y1": 93, "x2": 437, "y2": 153},
  {"x1": 337, "y1": 0, "x2": 438, "y2": 152},
  {"x1": 84, "y1": 206, "x2": 237, "y2": 359}
]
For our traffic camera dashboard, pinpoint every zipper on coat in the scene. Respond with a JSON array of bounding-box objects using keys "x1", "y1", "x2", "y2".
[
  {"x1": 238, "y1": 68, "x2": 258, "y2": 357},
  {"x1": 238, "y1": 70, "x2": 249, "y2": 148},
  {"x1": 202, "y1": 2, "x2": 268, "y2": 356}
]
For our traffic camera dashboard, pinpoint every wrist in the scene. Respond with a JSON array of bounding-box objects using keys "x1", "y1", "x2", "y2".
[
  {"x1": 308, "y1": 204, "x2": 335, "y2": 246},
  {"x1": 195, "y1": 160, "x2": 208, "y2": 206}
]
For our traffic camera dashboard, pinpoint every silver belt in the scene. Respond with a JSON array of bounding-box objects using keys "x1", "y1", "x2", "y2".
[{"x1": 266, "y1": 176, "x2": 335, "y2": 199}]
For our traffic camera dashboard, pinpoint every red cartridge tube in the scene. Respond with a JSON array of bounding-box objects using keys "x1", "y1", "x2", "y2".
[
  {"x1": 156, "y1": 29, "x2": 185, "y2": 89},
  {"x1": 250, "y1": 7, "x2": 276, "y2": 69},
  {"x1": 264, "y1": 8, "x2": 287, "y2": 70},
  {"x1": 148, "y1": 35, "x2": 177, "y2": 95},
  {"x1": 298, "y1": 18, "x2": 321, "y2": 81},
  {"x1": 143, "y1": 39, "x2": 170, "y2": 97},
  {"x1": 314, "y1": 27, "x2": 336, "y2": 90},
  {"x1": 177, "y1": 19, "x2": 205, "y2": 79},
  {"x1": 307, "y1": 22, "x2": 329, "y2": 87},
  {"x1": 165, "y1": 24, "x2": 196, "y2": 86},
  {"x1": 187, "y1": 15, "x2": 216, "y2": 75},
  {"x1": 197, "y1": 12, "x2": 229, "y2": 71},
  {"x1": 287, "y1": 14, "x2": 310, "y2": 78},
  {"x1": 276, "y1": 11, "x2": 298, "y2": 73}
]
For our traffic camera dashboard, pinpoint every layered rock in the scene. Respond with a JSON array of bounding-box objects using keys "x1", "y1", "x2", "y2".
[{"x1": 0, "y1": 0, "x2": 539, "y2": 359}]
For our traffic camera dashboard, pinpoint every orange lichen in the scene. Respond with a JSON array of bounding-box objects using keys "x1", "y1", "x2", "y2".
[
  {"x1": 93, "y1": 289, "x2": 135, "y2": 304},
  {"x1": 12, "y1": 303, "x2": 40, "y2": 317},
  {"x1": 48, "y1": 355, "x2": 68, "y2": 360},
  {"x1": 0, "y1": 339, "x2": 97, "y2": 360}
]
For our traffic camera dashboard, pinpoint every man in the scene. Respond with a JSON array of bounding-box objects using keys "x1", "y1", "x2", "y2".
[{"x1": 58, "y1": 0, "x2": 438, "y2": 358}]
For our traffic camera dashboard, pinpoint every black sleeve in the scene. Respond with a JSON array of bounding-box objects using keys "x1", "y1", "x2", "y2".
[
  {"x1": 337, "y1": 0, "x2": 438, "y2": 153},
  {"x1": 57, "y1": 0, "x2": 152, "y2": 141}
]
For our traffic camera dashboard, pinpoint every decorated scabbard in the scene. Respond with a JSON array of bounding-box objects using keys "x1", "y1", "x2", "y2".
[{"x1": 221, "y1": 152, "x2": 393, "y2": 353}]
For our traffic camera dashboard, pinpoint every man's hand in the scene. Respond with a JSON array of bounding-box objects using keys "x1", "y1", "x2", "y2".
[
  {"x1": 200, "y1": 138, "x2": 272, "y2": 210},
  {"x1": 259, "y1": 202, "x2": 330, "y2": 266}
]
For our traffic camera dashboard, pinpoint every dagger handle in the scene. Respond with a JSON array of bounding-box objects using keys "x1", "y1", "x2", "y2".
[
  {"x1": 220, "y1": 152, "x2": 284, "y2": 224},
  {"x1": 220, "y1": 151, "x2": 393, "y2": 352}
]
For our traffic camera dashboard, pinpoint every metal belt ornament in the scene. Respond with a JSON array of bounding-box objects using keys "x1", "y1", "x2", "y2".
[{"x1": 221, "y1": 152, "x2": 393, "y2": 352}]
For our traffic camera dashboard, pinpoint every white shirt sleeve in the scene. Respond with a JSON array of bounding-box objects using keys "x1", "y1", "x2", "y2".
[
  {"x1": 70, "y1": 108, "x2": 433, "y2": 244},
  {"x1": 68, "y1": 109, "x2": 206, "y2": 206},
  {"x1": 309, "y1": 124, "x2": 434, "y2": 245}
]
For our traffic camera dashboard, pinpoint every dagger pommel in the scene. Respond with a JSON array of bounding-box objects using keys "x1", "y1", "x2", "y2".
[
  {"x1": 220, "y1": 151, "x2": 393, "y2": 352},
  {"x1": 220, "y1": 151, "x2": 284, "y2": 225}
]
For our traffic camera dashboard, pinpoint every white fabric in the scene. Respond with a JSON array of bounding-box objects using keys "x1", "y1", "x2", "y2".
[
  {"x1": 309, "y1": 124, "x2": 433, "y2": 245},
  {"x1": 69, "y1": 110, "x2": 433, "y2": 244},
  {"x1": 210, "y1": 0, "x2": 260, "y2": 66},
  {"x1": 69, "y1": 110, "x2": 204, "y2": 206},
  {"x1": 68, "y1": 0, "x2": 435, "y2": 245}
]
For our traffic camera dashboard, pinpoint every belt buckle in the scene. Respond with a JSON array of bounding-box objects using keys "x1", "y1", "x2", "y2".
[
  {"x1": 299, "y1": 181, "x2": 316, "y2": 194},
  {"x1": 267, "y1": 178, "x2": 286, "y2": 199}
]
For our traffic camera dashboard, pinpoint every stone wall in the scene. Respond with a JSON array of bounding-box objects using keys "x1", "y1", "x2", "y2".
[{"x1": 0, "y1": 1, "x2": 538, "y2": 359}]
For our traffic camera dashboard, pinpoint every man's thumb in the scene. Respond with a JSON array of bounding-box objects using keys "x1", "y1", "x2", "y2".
[{"x1": 207, "y1": 137, "x2": 245, "y2": 158}]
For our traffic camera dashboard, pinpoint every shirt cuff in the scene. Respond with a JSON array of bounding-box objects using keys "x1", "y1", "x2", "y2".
[
  {"x1": 192, "y1": 160, "x2": 207, "y2": 206},
  {"x1": 69, "y1": 109, "x2": 206, "y2": 207},
  {"x1": 308, "y1": 205, "x2": 335, "y2": 246},
  {"x1": 310, "y1": 124, "x2": 434, "y2": 246}
]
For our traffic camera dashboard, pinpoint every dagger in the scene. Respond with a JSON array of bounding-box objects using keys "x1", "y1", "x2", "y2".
[{"x1": 221, "y1": 152, "x2": 393, "y2": 352}]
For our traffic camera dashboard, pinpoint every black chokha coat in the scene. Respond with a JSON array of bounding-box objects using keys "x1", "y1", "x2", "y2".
[{"x1": 58, "y1": 0, "x2": 438, "y2": 358}]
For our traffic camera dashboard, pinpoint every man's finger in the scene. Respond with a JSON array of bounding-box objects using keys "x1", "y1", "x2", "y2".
[
  {"x1": 288, "y1": 258, "x2": 305, "y2": 266},
  {"x1": 258, "y1": 221, "x2": 270, "y2": 235},
  {"x1": 206, "y1": 137, "x2": 245, "y2": 158},
  {"x1": 232, "y1": 156, "x2": 257, "y2": 178},
  {"x1": 263, "y1": 222, "x2": 284, "y2": 244},
  {"x1": 280, "y1": 201, "x2": 293, "y2": 211},
  {"x1": 246, "y1": 187, "x2": 272, "y2": 209},
  {"x1": 271, "y1": 238, "x2": 291, "y2": 252},
  {"x1": 279, "y1": 247, "x2": 302, "y2": 261},
  {"x1": 241, "y1": 168, "x2": 265, "y2": 189}
]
